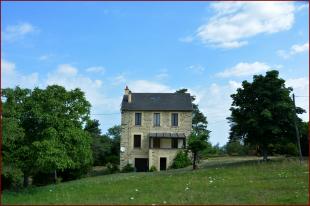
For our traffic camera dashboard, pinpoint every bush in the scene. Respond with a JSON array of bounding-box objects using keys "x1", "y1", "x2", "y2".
[
  {"x1": 170, "y1": 151, "x2": 191, "y2": 169},
  {"x1": 149, "y1": 165, "x2": 157, "y2": 172},
  {"x1": 1, "y1": 165, "x2": 23, "y2": 190},
  {"x1": 106, "y1": 162, "x2": 119, "y2": 174},
  {"x1": 284, "y1": 143, "x2": 298, "y2": 156},
  {"x1": 121, "y1": 163, "x2": 135, "y2": 173}
]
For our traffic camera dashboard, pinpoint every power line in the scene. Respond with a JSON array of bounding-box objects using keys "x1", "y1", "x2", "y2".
[{"x1": 91, "y1": 113, "x2": 120, "y2": 115}]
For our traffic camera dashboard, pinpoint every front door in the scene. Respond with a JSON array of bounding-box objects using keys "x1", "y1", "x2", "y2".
[
  {"x1": 160, "y1": 157, "x2": 167, "y2": 171},
  {"x1": 135, "y1": 158, "x2": 148, "y2": 172}
]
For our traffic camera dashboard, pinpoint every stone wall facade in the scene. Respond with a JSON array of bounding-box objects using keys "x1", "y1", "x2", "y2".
[{"x1": 120, "y1": 111, "x2": 192, "y2": 170}]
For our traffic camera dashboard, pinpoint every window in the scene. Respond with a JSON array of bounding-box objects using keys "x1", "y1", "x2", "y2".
[
  {"x1": 171, "y1": 139, "x2": 178, "y2": 148},
  {"x1": 153, "y1": 113, "x2": 160, "y2": 126},
  {"x1": 171, "y1": 113, "x2": 178, "y2": 127},
  {"x1": 134, "y1": 135, "x2": 141, "y2": 148},
  {"x1": 153, "y1": 138, "x2": 160, "y2": 148},
  {"x1": 135, "y1": 113, "x2": 142, "y2": 126}
]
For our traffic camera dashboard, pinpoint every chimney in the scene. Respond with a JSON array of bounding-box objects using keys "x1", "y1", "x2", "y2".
[
  {"x1": 124, "y1": 86, "x2": 132, "y2": 103},
  {"x1": 128, "y1": 90, "x2": 132, "y2": 103},
  {"x1": 124, "y1": 86, "x2": 129, "y2": 95}
]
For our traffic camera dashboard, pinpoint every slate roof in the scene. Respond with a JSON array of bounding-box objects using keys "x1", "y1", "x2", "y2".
[{"x1": 121, "y1": 93, "x2": 193, "y2": 111}]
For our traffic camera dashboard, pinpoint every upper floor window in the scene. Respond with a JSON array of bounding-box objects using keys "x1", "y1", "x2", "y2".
[
  {"x1": 171, "y1": 113, "x2": 178, "y2": 127},
  {"x1": 153, "y1": 113, "x2": 160, "y2": 126},
  {"x1": 134, "y1": 135, "x2": 141, "y2": 148},
  {"x1": 135, "y1": 113, "x2": 142, "y2": 126}
]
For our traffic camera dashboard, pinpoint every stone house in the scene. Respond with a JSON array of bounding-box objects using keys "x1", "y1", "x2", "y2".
[{"x1": 120, "y1": 86, "x2": 193, "y2": 171}]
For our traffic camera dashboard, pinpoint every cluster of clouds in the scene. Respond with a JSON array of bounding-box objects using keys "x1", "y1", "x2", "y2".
[
  {"x1": 181, "y1": 2, "x2": 308, "y2": 49},
  {"x1": 2, "y1": 22, "x2": 38, "y2": 42}
]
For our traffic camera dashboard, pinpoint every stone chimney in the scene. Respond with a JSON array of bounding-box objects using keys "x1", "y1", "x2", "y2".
[
  {"x1": 124, "y1": 86, "x2": 132, "y2": 103},
  {"x1": 128, "y1": 90, "x2": 132, "y2": 103}
]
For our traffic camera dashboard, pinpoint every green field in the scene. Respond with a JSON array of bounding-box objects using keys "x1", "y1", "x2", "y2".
[{"x1": 2, "y1": 157, "x2": 308, "y2": 205}]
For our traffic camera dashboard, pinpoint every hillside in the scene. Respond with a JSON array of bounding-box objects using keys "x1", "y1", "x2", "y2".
[{"x1": 2, "y1": 157, "x2": 308, "y2": 204}]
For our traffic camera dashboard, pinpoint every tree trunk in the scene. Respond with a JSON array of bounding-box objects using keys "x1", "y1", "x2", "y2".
[
  {"x1": 23, "y1": 174, "x2": 29, "y2": 188},
  {"x1": 262, "y1": 146, "x2": 268, "y2": 161},
  {"x1": 193, "y1": 152, "x2": 197, "y2": 170},
  {"x1": 54, "y1": 170, "x2": 57, "y2": 184}
]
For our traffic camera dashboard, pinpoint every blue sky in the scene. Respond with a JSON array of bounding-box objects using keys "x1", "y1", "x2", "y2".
[{"x1": 2, "y1": 1, "x2": 309, "y2": 145}]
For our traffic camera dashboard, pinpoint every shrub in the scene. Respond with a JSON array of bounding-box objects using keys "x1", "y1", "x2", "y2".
[
  {"x1": 284, "y1": 143, "x2": 298, "y2": 156},
  {"x1": 106, "y1": 162, "x2": 119, "y2": 174},
  {"x1": 170, "y1": 150, "x2": 191, "y2": 169},
  {"x1": 121, "y1": 163, "x2": 135, "y2": 173},
  {"x1": 1, "y1": 165, "x2": 23, "y2": 190},
  {"x1": 149, "y1": 165, "x2": 157, "y2": 172}
]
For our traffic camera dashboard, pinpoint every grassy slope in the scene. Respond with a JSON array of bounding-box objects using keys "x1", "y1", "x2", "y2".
[{"x1": 2, "y1": 157, "x2": 308, "y2": 205}]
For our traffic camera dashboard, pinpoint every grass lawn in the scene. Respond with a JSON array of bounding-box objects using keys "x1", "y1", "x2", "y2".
[{"x1": 2, "y1": 157, "x2": 308, "y2": 205}]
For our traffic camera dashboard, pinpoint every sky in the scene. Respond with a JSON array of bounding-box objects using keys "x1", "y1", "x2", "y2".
[{"x1": 2, "y1": 1, "x2": 309, "y2": 146}]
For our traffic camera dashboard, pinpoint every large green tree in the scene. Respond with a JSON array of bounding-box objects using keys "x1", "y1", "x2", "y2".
[
  {"x1": 227, "y1": 70, "x2": 305, "y2": 161},
  {"x1": 2, "y1": 85, "x2": 93, "y2": 187}
]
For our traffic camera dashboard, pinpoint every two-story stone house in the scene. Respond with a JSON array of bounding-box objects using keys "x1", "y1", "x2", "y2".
[{"x1": 120, "y1": 86, "x2": 193, "y2": 172}]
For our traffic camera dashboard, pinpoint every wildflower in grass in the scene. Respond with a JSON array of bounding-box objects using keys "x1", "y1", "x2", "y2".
[
  {"x1": 49, "y1": 189, "x2": 53, "y2": 192},
  {"x1": 135, "y1": 189, "x2": 139, "y2": 192},
  {"x1": 130, "y1": 197, "x2": 134, "y2": 200},
  {"x1": 163, "y1": 200, "x2": 167, "y2": 204},
  {"x1": 209, "y1": 180, "x2": 213, "y2": 183},
  {"x1": 185, "y1": 187, "x2": 190, "y2": 191}
]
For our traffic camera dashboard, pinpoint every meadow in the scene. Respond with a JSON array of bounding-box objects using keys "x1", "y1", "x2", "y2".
[{"x1": 2, "y1": 157, "x2": 308, "y2": 205}]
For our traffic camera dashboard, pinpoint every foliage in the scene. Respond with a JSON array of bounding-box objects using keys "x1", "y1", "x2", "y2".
[
  {"x1": 85, "y1": 121, "x2": 121, "y2": 166},
  {"x1": 170, "y1": 151, "x2": 191, "y2": 169},
  {"x1": 121, "y1": 164, "x2": 135, "y2": 173},
  {"x1": 225, "y1": 140, "x2": 248, "y2": 156},
  {"x1": 202, "y1": 142, "x2": 226, "y2": 157},
  {"x1": 1, "y1": 165, "x2": 23, "y2": 191},
  {"x1": 106, "y1": 163, "x2": 120, "y2": 174},
  {"x1": 2, "y1": 85, "x2": 93, "y2": 188},
  {"x1": 149, "y1": 165, "x2": 157, "y2": 172},
  {"x1": 299, "y1": 121, "x2": 309, "y2": 156},
  {"x1": 188, "y1": 131, "x2": 209, "y2": 169},
  {"x1": 227, "y1": 70, "x2": 305, "y2": 161}
]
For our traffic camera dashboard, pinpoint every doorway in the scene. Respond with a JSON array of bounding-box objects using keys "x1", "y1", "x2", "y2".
[
  {"x1": 160, "y1": 157, "x2": 167, "y2": 171},
  {"x1": 134, "y1": 158, "x2": 148, "y2": 172}
]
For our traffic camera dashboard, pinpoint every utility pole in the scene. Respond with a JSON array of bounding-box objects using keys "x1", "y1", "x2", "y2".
[{"x1": 292, "y1": 93, "x2": 303, "y2": 164}]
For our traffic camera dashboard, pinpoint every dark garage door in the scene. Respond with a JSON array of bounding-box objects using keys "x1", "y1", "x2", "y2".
[{"x1": 135, "y1": 158, "x2": 148, "y2": 172}]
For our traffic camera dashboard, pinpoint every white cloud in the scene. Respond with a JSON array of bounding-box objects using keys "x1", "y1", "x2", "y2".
[
  {"x1": 277, "y1": 42, "x2": 309, "y2": 59},
  {"x1": 128, "y1": 80, "x2": 173, "y2": 93},
  {"x1": 196, "y1": 2, "x2": 296, "y2": 48},
  {"x1": 187, "y1": 64, "x2": 205, "y2": 74},
  {"x1": 2, "y1": 22, "x2": 38, "y2": 41},
  {"x1": 216, "y1": 62, "x2": 270, "y2": 78},
  {"x1": 2, "y1": 59, "x2": 39, "y2": 88},
  {"x1": 86, "y1": 66, "x2": 105, "y2": 74},
  {"x1": 56, "y1": 64, "x2": 78, "y2": 76}
]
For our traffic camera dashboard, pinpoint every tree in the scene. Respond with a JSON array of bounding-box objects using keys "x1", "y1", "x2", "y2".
[
  {"x1": 107, "y1": 125, "x2": 121, "y2": 164},
  {"x1": 2, "y1": 85, "x2": 93, "y2": 187},
  {"x1": 299, "y1": 121, "x2": 309, "y2": 156},
  {"x1": 227, "y1": 70, "x2": 305, "y2": 161},
  {"x1": 188, "y1": 131, "x2": 209, "y2": 169},
  {"x1": 175, "y1": 89, "x2": 210, "y2": 168}
]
